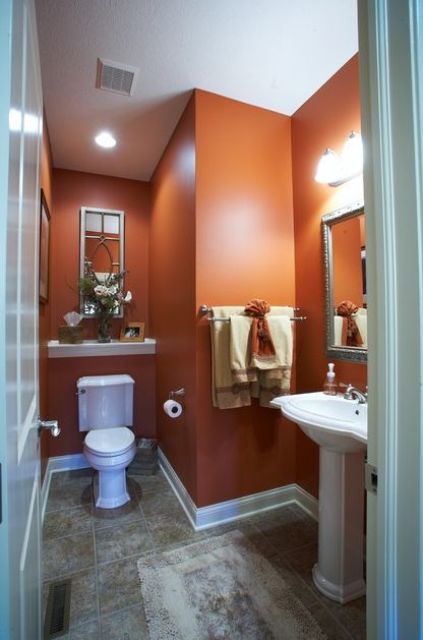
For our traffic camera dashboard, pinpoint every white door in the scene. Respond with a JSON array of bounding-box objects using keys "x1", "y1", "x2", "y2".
[
  {"x1": 0, "y1": 0, "x2": 44, "y2": 638},
  {"x1": 359, "y1": 0, "x2": 423, "y2": 638}
]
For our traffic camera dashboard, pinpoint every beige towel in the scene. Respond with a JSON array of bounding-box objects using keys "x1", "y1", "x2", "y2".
[
  {"x1": 354, "y1": 309, "x2": 367, "y2": 347},
  {"x1": 210, "y1": 307, "x2": 251, "y2": 409},
  {"x1": 230, "y1": 314, "x2": 293, "y2": 409},
  {"x1": 255, "y1": 316, "x2": 293, "y2": 407}
]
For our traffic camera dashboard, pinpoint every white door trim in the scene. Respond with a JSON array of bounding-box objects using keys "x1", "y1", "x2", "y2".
[{"x1": 358, "y1": 1, "x2": 423, "y2": 638}]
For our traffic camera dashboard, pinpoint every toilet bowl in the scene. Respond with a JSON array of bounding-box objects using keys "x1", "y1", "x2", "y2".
[{"x1": 77, "y1": 375, "x2": 136, "y2": 509}]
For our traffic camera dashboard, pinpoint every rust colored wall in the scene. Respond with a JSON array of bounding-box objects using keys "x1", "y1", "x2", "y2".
[
  {"x1": 39, "y1": 116, "x2": 53, "y2": 478},
  {"x1": 332, "y1": 216, "x2": 363, "y2": 307},
  {"x1": 195, "y1": 90, "x2": 296, "y2": 506},
  {"x1": 51, "y1": 169, "x2": 150, "y2": 339},
  {"x1": 149, "y1": 96, "x2": 198, "y2": 500},
  {"x1": 292, "y1": 55, "x2": 367, "y2": 497},
  {"x1": 47, "y1": 355, "x2": 156, "y2": 456},
  {"x1": 46, "y1": 169, "x2": 155, "y2": 456}
]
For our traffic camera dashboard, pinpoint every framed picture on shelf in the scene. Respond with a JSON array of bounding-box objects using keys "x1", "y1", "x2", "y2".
[
  {"x1": 120, "y1": 322, "x2": 145, "y2": 342},
  {"x1": 39, "y1": 189, "x2": 51, "y2": 304}
]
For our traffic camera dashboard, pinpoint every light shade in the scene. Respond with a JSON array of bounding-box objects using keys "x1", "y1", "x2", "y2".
[
  {"x1": 341, "y1": 131, "x2": 363, "y2": 178},
  {"x1": 314, "y1": 148, "x2": 342, "y2": 184},
  {"x1": 94, "y1": 131, "x2": 117, "y2": 149}
]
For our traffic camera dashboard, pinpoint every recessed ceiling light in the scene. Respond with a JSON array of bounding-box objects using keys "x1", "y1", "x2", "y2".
[{"x1": 94, "y1": 131, "x2": 116, "y2": 149}]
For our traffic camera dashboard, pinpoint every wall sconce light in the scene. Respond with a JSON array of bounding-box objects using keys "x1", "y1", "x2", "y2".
[{"x1": 315, "y1": 131, "x2": 363, "y2": 186}]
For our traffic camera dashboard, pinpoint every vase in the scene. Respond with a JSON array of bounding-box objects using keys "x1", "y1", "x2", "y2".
[{"x1": 97, "y1": 315, "x2": 112, "y2": 343}]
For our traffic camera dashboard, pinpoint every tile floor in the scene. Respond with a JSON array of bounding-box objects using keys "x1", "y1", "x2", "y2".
[{"x1": 43, "y1": 468, "x2": 366, "y2": 639}]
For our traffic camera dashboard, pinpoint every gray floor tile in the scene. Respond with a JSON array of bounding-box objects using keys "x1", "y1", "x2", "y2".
[
  {"x1": 49, "y1": 468, "x2": 94, "y2": 490},
  {"x1": 43, "y1": 468, "x2": 366, "y2": 638},
  {"x1": 43, "y1": 506, "x2": 93, "y2": 540},
  {"x1": 43, "y1": 569, "x2": 98, "y2": 630},
  {"x1": 285, "y1": 542, "x2": 366, "y2": 639},
  {"x1": 92, "y1": 497, "x2": 143, "y2": 531},
  {"x1": 69, "y1": 618, "x2": 100, "y2": 639},
  {"x1": 43, "y1": 532, "x2": 95, "y2": 580},
  {"x1": 95, "y1": 520, "x2": 154, "y2": 564},
  {"x1": 144, "y1": 510, "x2": 204, "y2": 550},
  {"x1": 46, "y1": 481, "x2": 93, "y2": 513},
  {"x1": 97, "y1": 557, "x2": 143, "y2": 615},
  {"x1": 101, "y1": 604, "x2": 149, "y2": 639}
]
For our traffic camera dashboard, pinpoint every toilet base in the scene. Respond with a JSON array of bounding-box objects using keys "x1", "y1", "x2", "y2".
[{"x1": 93, "y1": 469, "x2": 131, "y2": 509}]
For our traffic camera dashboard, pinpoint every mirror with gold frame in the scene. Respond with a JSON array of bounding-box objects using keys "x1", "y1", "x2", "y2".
[
  {"x1": 79, "y1": 206, "x2": 125, "y2": 317},
  {"x1": 322, "y1": 201, "x2": 367, "y2": 363}
]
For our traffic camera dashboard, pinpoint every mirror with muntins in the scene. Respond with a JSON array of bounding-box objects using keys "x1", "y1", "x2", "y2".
[
  {"x1": 79, "y1": 206, "x2": 125, "y2": 317},
  {"x1": 322, "y1": 201, "x2": 367, "y2": 363}
]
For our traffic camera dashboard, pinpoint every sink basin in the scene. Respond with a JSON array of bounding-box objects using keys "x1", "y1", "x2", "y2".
[
  {"x1": 271, "y1": 392, "x2": 367, "y2": 453},
  {"x1": 272, "y1": 391, "x2": 367, "y2": 604}
]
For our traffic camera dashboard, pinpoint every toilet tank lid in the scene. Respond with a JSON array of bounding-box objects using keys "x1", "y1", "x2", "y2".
[{"x1": 77, "y1": 374, "x2": 135, "y2": 388}]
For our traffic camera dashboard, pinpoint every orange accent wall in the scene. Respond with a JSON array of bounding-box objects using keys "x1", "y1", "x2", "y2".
[
  {"x1": 195, "y1": 90, "x2": 296, "y2": 506},
  {"x1": 46, "y1": 169, "x2": 155, "y2": 456},
  {"x1": 47, "y1": 355, "x2": 156, "y2": 457},
  {"x1": 332, "y1": 216, "x2": 364, "y2": 307},
  {"x1": 39, "y1": 116, "x2": 53, "y2": 478},
  {"x1": 292, "y1": 55, "x2": 367, "y2": 497},
  {"x1": 149, "y1": 95, "x2": 197, "y2": 499},
  {"x1": 150, "y1": 90, "x2": 296, "y2": 507}
]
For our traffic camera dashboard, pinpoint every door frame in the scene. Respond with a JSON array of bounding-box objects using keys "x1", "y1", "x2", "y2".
[
  {"x1": 0, "y1": 0, "x2": 13, "y2": 635},
  {"x1": 359, "y1": 1, "x2": 423, "y2": 638}
]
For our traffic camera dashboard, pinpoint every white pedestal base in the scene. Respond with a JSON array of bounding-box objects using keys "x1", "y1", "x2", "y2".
[
  {"x1": 314, "y1": 448, "x2": 366, "y2": 604},
  {"x1": 93, "y1": 469, "x2": 131, "y2": 509}
]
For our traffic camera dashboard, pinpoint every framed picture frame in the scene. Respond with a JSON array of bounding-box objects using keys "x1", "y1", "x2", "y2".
[
  {"x1": 39, "y1": 189, "x2": 51, "y2": 304},
  {"x1": 120, "y1": 322, "x2": 145, "y2": 342}
]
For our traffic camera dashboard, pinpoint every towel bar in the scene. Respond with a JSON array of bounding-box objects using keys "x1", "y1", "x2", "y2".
[{"x1": 198, "y1": 304, "x2": 306, "y2": 322}]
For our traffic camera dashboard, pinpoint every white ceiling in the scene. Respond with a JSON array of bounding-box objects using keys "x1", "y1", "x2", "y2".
[{"x1": 35, "y1": 0, "x2": 358, "y2": 182}]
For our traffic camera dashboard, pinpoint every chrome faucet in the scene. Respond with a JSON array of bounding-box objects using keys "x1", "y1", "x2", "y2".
[{"x1": 341, "y1": 383, "x2": 367, "y2": 404}]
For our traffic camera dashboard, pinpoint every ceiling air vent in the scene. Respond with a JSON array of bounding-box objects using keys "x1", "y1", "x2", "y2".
[{"x1": 96, "y1": 58, "x2": 138, "y2": 96}]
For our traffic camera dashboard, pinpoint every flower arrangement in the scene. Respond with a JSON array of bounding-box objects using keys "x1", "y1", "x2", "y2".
[{"x1": 79, "y1": 268, "x2": 132, "y2": 342}]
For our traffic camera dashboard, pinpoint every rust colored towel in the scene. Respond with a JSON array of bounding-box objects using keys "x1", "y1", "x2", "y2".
[
  {"x1": 244, "y1": 299, "x2": 276, "y2": 358},
  {"x1": 336, "y1": 300, "x2": 363, "y2": 347}
]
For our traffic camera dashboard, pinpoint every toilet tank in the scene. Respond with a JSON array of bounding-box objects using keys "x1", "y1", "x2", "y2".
[{"x1": 77, "y1": 374, "x2": 134, "y2": 432}]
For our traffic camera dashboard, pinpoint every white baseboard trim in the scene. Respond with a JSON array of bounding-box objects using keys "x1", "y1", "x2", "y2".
[
  {"x1": 158, "y1": 448, "x2": 318, "y2": 531},
  {"x1": 41, "y1": 453, "x2": 90, "y2": 522}
]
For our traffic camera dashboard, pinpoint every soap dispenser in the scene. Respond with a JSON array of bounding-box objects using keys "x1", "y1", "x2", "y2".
[{"x1": 323, "y1": 363, "x2": 337, "y2": 395}]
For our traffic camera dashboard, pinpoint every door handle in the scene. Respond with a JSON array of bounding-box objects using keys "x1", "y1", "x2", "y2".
[{"x1": 38, "y1": 419, "x2": 61, "y2": 438}]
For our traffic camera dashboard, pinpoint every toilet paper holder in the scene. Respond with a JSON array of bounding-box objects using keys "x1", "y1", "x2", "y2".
[{"x1": 169, "y1": 388, "x2": 185, "y2": 399}]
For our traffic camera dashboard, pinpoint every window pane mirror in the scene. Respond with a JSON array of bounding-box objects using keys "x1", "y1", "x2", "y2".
[
  {"x1": 322, "y1": 201, "x2": 367, "y2": 363},
  {"x1": 79, "y1": 206, "x2": 125, "y2": 317}
]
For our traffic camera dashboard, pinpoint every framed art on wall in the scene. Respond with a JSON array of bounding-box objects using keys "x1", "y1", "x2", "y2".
[{"x1": 39, "y1": 189, "x2": 51, "y2": 304}]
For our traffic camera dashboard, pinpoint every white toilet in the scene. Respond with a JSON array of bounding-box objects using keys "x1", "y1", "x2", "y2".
[{"x1": 77, "y1": 374, "x2": 137, "y2": 509}]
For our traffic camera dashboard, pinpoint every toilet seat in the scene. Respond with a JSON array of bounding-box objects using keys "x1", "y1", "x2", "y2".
[{"x1": 85, "y1": 427, "x2": 134, "y2": 456}]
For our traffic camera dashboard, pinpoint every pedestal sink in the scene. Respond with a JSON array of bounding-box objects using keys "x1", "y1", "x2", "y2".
[{"x1": 271, "y1": 392, "x2": 367, "y2": 604}]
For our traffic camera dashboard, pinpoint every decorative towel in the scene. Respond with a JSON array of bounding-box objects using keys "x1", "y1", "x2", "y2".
[
  {"x1": 210, "y1": 307, "x2": 251, "y2": 409},
  {"x1": 229, "y1": 314, "x2": 293, "y2": 408},
  {"x1": 336, "y1": 300, "x2": 363, "y2": 347},
  {"x1": 244, "y1": 299, "x2": 276, "y2": 358}
]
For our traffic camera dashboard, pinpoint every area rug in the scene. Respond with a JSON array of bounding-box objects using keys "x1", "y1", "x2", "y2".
[{"x1": 137, "y1": 530, "x2": 327, "y2": 640}]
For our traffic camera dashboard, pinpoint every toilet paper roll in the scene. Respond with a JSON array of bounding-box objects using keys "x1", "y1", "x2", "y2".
[{"x1": 163, "y1": 399, "x2": 183, "y2": 418}]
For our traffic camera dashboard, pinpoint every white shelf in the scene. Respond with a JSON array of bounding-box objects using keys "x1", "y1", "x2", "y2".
[{"x1": 47, "y1": 338, "x2": 156, "y2": 358}]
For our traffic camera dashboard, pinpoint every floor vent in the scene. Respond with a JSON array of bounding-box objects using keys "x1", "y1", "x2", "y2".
[{"x1": 44, "y1": 579, "x2": 71, "y2": 638}]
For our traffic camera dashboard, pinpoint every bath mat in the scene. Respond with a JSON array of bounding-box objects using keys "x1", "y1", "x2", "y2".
[{"x1": 137, "y1": 530, "x2": 327, "y2": 640}]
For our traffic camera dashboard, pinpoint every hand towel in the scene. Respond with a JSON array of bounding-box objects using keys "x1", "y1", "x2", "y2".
[
  {"x1": 354, "y1": 308, "x2": 367, "y2": 347},
  {"x1": 210, "y1": 307, "x2": 251, "y2": 409},
  {"x1": 255, "y1": 316, "x2": 293, "y2": 407},
  {"x1": 230, "y1": 314, "x2": 293, "y2": 409}
]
